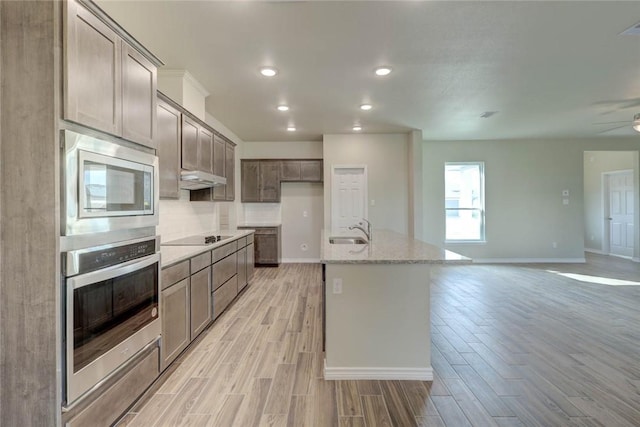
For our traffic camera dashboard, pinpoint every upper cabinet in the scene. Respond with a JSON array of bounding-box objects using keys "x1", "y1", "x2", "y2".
[
  {"x1": 180, "y1": 115, "x2": 199, "y2": 171},
  {"x1": 280, "y1": 160, "x2": 323, "y2": 182},
  {"x1": 225, "y1": 141, "x2": 235, "y2": 201},
  {"x1": 198, "y1": 127, "x2": 214, "y2": 174},
  {"x1": 64, "y1": 0, "x2": 160, "y2": 149},
  {"x1": 157, "y1": 93, "x2": 236, "y2": 201},
  {"x1": 121, "y1": 44, "x2": 157, "y2": 147},
  {"x1": 156, "y1": 98, "x2": 181, "y2": 199},
  {"x1": 241, "y1": 159, "x2": 323, "y2": 203}
]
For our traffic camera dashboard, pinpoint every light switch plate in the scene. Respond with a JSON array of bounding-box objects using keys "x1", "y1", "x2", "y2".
[{"x1": 332, "y1": 278, "x2": 343, "y2": 294}]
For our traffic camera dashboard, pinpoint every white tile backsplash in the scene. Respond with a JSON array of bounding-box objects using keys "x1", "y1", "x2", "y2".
[
  {"x1": 158, "y1": 190, "x2": 218, "y2": 242},
  {"x1": 240, "y1": 203, "x2": 282, "y2": 225}
]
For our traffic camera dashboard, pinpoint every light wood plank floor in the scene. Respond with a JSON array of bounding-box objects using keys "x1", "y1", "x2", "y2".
[{"x1": 117, "y1": 256, "x2": 640, "y2": 426}]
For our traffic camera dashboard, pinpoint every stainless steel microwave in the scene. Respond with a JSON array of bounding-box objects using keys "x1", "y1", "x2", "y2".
[{"x1": 62, "y1": 130, "x2": 159, "y2": 238}]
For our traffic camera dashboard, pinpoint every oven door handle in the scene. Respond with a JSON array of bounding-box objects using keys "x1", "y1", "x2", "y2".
[{"x1": 67, "y1": 253, "x2": 160, "y2": 290}]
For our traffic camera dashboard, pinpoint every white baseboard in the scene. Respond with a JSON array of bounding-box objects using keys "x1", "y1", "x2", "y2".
[
  {"x1": 585, "y1": 248, "x2": 606, "y2": 255},
  {"x1": 472, "y1": 257, "x2": 586, "y2": 264},
  {"x1": 323, "y1": 360, "x2": 433, "y2": 381},
  {"x1": 281, "y1": 258, "x2": 321, "y2": 264}
]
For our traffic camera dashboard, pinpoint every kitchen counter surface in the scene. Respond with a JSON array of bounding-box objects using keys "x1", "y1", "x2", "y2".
[
  {"x1": 321, "y1": 229, "x2": 470, "y2": 264},
  {"x1": 160, "y1": 229, "x2": 254, "y2": 267}
]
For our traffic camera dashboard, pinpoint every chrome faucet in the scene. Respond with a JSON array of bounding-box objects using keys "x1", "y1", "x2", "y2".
[{"x1": 348, "y1": 218, "x2": 372, "y2": 241}]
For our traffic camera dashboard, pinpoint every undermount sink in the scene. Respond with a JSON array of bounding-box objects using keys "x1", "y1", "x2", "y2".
[{"x1": 329, "y1": 236, "x2": 368, "y2": 245}]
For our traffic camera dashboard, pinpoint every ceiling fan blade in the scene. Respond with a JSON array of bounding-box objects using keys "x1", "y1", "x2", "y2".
[{"x1": 597, "y1": 124, "x2": 630, "y2": 134}]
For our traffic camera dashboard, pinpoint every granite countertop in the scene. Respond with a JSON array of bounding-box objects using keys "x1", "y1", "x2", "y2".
[
  {"x1": 321, "y1": 229, "x2": 471, "y2": 264},
  {"x1": 160, "y1": 229, "x2": 254, "y2": 268},
  {"x1": 237, "y1": 222, "x2": 281, "y2": 227}
]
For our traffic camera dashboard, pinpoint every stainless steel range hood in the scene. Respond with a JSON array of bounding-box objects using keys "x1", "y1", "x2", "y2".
[{"x1": 180, "y1": 170, "x2": 226, "y2": 190}]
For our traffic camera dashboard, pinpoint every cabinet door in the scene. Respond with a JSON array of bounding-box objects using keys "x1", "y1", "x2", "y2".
[
  {"x1": 213, "y1": 136, "x2": 226, "y2": 200},
  {"x1": 161, "y1": 278, "x2": 190, "y2": 370},
  {"x1": 241, "y1": 160, "x2": 260, "y2": 202},
  {"x1": 255, "y1": 233, "x2": 278, "y2": 265},
  {"x1": 259, "y1": 161, "x2": 281, "y2": 202},
  {"x1": 281, "y1": 161, "x2": 301, "y2": 181},
  {"x1": 225, "y1": 142, "x2": 235, "y2": 201},
  {"x1": 213, "y1": 275, "x2": 238, "y2": 320},
  {"x1": 122, "y1": 42, "x2": 157, "y2": 148},
  {"x1": 64, "y1": 0, "x2": 122, "y2": 136},
  {"x1": 237, "y1": 246, "x2": 247, "y2": 292},
  {"x1": 198, "y1": 127, "x2": 214, "y2": 174},
  {"x1": 190, "y1": 267, "x2": 212, "y2": 339},
  {"x1": 301, "y1": 160, "x2": 323, "y2": 182},
  {"x1": 181, "y1": 116, "x2": 199, "y2": 171},
  {"x1": 157, "y1": 99, "x2": 181, "y2": 199},
  {"x1": 246, "y1": 242, "x2": 255, "y2": 281}
]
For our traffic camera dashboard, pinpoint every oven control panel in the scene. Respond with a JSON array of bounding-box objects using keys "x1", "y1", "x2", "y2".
[{"x1": 73, "y1": 239, "x2": 157, "y2": 275}]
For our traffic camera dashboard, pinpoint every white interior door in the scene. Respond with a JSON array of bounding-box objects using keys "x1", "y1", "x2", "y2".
[
  {"x1": 608, "y1": 171, "x2": 634, "y2": 258},
  {"x1": 331, "y1": 166, "x2": 367, "y2": 234}
]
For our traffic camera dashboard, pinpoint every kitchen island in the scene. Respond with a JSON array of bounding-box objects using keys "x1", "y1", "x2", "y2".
[{"x1": 321, "y1": 230, "x2": 469, "y2": 380}]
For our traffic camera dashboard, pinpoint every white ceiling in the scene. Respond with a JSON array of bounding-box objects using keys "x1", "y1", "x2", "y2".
[{"x1": 98, "y1": 1, "x2": 640, "y2": 142}]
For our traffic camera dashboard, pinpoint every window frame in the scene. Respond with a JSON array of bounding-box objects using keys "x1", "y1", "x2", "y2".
[{"x1": 444, "y1": 161, "x2": 486, "y2": 243}]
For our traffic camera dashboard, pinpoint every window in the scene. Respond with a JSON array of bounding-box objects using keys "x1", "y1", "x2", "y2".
[{"x1": 445, "y1": 162, "x2": 485, "y2": 241}]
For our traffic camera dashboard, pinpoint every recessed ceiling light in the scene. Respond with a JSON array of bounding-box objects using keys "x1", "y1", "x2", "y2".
[
  {"x1": 374, "y1": 66, "x2": 392, "y2": 76},
  {"x1": 260, "y1": 67, "x2": 278, "y2": 77},
  {"x1": 277, "y1": 105, "x2": 290, "y2": 112},
  {"x1": 287, "y1": 126, "x2": 296, "y2": 132},
  {"x1": 360, "y1": 104, "x2": 373, "y2": 111},
  {"x1": 353, "y1": 125, "x2": 362, "y2": 131}
]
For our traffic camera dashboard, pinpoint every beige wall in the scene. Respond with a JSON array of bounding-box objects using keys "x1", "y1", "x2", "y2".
[
  {"x1": 423, "y1": 137, "x2": 640, "y2": 261},
  {"x1": 583, "y1": 151, "x2": 637, "y2": 253},
  {"x1": 241, "y1": 140, "x2": 324, "y2": 261},
  {"x1": 323, "y1": 133, "x2": 410, "y2": 235}
]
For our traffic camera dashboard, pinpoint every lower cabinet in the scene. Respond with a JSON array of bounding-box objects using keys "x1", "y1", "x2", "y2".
[
  {"x1": 247, "y1": 242, "x2": 255, "y2": 280},
  {"x1": 213, "y1": 275, "x2": 238, "y2": 320},
  {"x1": 160, "y1": 277, "x2": 190, "y2": 370},
  {"x1": 237, "y1": 245, "x2": 247, "y2": 292},
  {"x1": 238, "y1": 226, "x2": 280, "y2": 266},
  {"x1": 190, "y1": 266, "x2": 211, "y2": 339}
]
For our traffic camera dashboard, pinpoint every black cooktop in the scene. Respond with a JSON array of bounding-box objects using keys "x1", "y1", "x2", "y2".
[{"x1": 162, "y1": 234, "x2": 233, "y2": 246}]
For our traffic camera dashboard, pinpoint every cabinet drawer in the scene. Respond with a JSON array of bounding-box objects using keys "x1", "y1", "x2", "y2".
[
  {"x1": 253, "y1": 227, "x2": 277, "y2": 235},
  {"x1": 236, "y1": 236, "x2": 247, "y2": 248},
  {"x1": 246, "y1": 233, "x2": 254, "y2": 245},
  {"x1": 66, "y1": 345, "x2": 159, "y2": 427},
  {"x1": 161, "y1": 260, "x2": 189, "y2": 290},
  {"x1": 191, "y1": 251, "x2": 211, "y2": 273},
  {"x1": 213, "y1": 252, "x2": 237, "y2": 290},
  {"x1": 213, "y1": 275, "x2": 238, "y2": 320},
  {"x1": 213, "y1": 241, "x2": 237, "y2": 263}
]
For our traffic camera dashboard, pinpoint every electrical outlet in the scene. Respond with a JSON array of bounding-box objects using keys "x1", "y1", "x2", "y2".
[
  {"x1": 303, "y1": 210, "x2": 308, "y2": 217},
  {"x1": 552, "y1": 242, "x2": 558, "y2": 248},
  {"x1": 563, "y1": 198, "x2": 569, "y2": 205},
  {"x1": 332, "y1": 278, "x2": 343, "y2": 294},
  {"x1": 370, "y1": 199, "x2": 376, "y2": 206}
]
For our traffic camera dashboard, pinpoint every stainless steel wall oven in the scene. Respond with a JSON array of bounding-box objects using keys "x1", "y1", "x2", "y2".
[{"x1": 63, "y1": 236, "x2": 161, "y2": 405}]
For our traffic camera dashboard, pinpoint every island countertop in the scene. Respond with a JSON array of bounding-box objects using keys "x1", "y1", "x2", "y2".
[{"x1": 321, "y1": 229, "x2": 471, "y2": 264}]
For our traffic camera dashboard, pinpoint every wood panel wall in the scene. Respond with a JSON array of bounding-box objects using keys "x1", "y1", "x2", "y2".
[{"x1": 1, "y1": 1, "x2": 61, "y2": 424}]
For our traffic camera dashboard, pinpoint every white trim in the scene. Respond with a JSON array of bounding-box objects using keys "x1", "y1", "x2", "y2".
[
  {"x1": 585, "y1": 248, "x2": 606, "y2": 255},
  {"x1": 281, "y1": 258, "x2": 321, "y2": 264},
  {"x1": 472, "y1": 258, "x2": 586, "y2": 264},
  {"x1": 158, "y1": 69, "x2": 210, "y2": 97},
  {"x1": 633, "y1": 257, "x2": 640, "y2": 263},
  {"x1": 323, "y1": 361, "x2": 433, "y2": 381}
]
